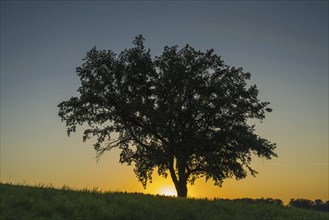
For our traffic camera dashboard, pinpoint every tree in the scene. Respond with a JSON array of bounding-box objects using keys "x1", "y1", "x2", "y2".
[{"x1": 58, "y1": 35, "x2": 277, "y2": 197}]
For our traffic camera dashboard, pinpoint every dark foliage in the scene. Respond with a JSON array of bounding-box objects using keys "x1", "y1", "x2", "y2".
[
  {"x1": 230, "y1": 198, "x2": 284, "y2": 206},
  {"x1": 58, "y1": 35, "x2": 277, "y2": 197},
  {"x1": 289, "y1": 199, "x2": 329, "y2": 212}
]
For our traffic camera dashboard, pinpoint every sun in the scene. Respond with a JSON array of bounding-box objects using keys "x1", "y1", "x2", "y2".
[{"x1": 158, "y1": 186, "x2": 176, "y2": 197}]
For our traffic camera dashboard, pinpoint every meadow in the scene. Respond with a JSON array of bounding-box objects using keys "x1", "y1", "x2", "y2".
[{"x1": 0, "y1": 183, "x2": 328, "y2": 220}]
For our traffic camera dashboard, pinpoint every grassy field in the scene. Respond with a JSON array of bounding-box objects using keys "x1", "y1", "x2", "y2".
[{"x1": 0, "y1": 183, "x2": 328, "y2": 220}]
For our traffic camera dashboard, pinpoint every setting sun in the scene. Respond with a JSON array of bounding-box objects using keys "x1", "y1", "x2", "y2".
[{"x1": 159, "y1": 186, "x2": 177, "y2": 197}]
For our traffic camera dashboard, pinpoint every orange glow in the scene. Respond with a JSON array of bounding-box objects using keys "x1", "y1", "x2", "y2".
[{"x1": 158, "y1": 186, "x2": 176, "y2": 197}]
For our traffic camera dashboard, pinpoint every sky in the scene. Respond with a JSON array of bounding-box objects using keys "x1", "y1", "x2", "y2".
[{"x1": 1, "y1": 1, "x2": 328, "y2": 203}]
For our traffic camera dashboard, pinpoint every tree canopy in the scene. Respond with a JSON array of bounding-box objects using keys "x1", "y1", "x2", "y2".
[{"x1": 58, "y1": 35, "x2": 277, "y2": 197}]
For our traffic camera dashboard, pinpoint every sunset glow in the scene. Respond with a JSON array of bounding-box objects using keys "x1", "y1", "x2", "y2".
[{"x1": 158, "y1": 186, "x2": 177, "y2": 197}]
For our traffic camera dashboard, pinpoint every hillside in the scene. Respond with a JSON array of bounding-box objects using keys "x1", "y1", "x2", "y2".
[{"x1": 0, "y1": 183, "x2": 327, "y2": 220}]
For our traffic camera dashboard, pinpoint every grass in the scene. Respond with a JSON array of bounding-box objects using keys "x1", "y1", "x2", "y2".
[{"x1": 0, "y1": 183, "x2": 328, "y2": 220}]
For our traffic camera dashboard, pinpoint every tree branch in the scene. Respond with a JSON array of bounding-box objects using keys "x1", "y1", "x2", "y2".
[{"x1": 127, "y1": 125, "x2": 152, "y2": 150}]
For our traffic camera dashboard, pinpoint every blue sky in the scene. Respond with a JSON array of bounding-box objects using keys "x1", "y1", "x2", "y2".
[{"x1": 1, "y1": 1, "x2": 328, "y2": 201}]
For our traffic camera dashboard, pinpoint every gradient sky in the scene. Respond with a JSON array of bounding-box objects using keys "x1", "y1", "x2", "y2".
[{"x1": 1, "y1": 1, "x2": 328, "y2": 203}]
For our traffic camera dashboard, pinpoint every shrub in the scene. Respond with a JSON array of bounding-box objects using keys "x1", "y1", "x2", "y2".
[{"x1": 289, "y1": 199, "x2": 329, "y2": 212}]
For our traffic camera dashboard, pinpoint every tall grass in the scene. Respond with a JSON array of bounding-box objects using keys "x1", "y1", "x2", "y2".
[{"x1": 0, "y1": 183, "x2": 328, "y2": 220}]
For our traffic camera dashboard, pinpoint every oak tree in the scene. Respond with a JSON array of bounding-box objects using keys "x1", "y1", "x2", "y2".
[{"x1": 58, "y1": 35, "x2": 277, "y2": 197}]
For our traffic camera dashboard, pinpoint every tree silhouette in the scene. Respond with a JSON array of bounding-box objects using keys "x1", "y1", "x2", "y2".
[
  {"x1": 289, "y1": 199, "x2": 329, "y2": 212},
  {"x1": 58, "y1": 35, "x2": 277, "y2": 197}
]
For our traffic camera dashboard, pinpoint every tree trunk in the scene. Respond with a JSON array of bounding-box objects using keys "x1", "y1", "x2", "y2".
[
  {"x1": 174, "y1": 181, "x2": 188, "y2": 197},
  {"x1": 168, "y1": 155, "x2": 188, "y2": 197}
]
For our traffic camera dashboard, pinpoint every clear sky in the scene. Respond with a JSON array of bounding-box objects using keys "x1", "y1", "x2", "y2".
[{"x1": 1, "y1": 1, "x2": 328, "y2": 203}]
